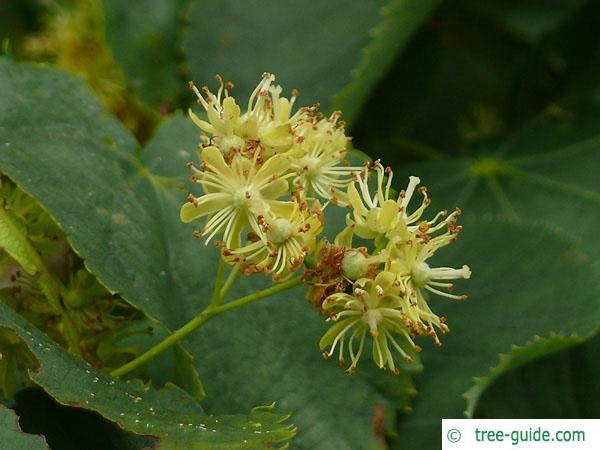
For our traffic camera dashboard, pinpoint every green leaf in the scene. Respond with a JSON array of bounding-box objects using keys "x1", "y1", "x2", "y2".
[
  {"x1": 391, "y1": 217, "x2": 600, "y2": 450},
  {"x1": 351, "y1": 3, "x2": 528, "y2": 157},
  {"x1": 474, "y1": 332, "x2": 600, "y2": 418},
  {"x1": 464, "y1": 334, "x2": 587, "y2": 418},
  {"x1": 14, "y1": 388, "x2": 155, "y2": 450},
  {"x1": 0, "y1": 302, "x2": 296, "y2": 449},
  {"x1": 461, "y1": 0, "x2": 587, "y2": 44},
  {"x1": 0, "y1": 58, "x2": 415, "y2": 448},
  {"x1": 393, "y1": 93, "x2": 600, "y2": 255},
  {"x1": 102, "y1": 0, "x2": 188, "y2": 108},
  {"x1": 183, "y1": 0, "x2": 390, "y2": 112},
  {"x1": 0, "y1": 57, "x2": 197, "y2": 330},
  {"x1": 332, "y1": 0, "x2": 441, "y2": 125},
  {"x1": 0, "y1": 403, "x2": 49, "y2": 450},
  {"x1": 0, "y1": 203, "x2": 38, "y2": 275}
]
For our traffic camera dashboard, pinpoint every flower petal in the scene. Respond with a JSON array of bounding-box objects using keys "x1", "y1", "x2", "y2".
[
  {"x1": 188, "y1": 109, "x2": 214, "y2": 134},
  {"x1": 201, "y1": 146, "x2": 233, "y2": 179},
  {"x1": 254, "y1": 154, "x2": 291, "y2": 187},
  {"x1": 180, "y1": 193, "x2": 230, "y2": 223}
]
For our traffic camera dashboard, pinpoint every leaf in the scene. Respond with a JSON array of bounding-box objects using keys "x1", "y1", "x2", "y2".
[
  {"x1": 183, "y1": 0, "x2": 390, "y2": 112},
  {"x1": 392, "y1": 92, "x2": 600, "y2": 255},
  {"x1": 0, "y1": 203, "x2": 38, "y2": 275},
  {"x1": 0, "y1": 59, "x2": 415, "y2": 448},
  {"x1": 0, "y1": 403, "x2": 49, "y2": 450},
  {"x1": 0, "y1": 302, "x2": 296, "y2": 449},
  {"x1": 351, "y1": 2, "x2": 528, "y2": 157},
  {"x1": 0, "y1": 57, "x2": 198, "y2": 330},
  {"x1": 102, "y1": 0, "x2": 188, "y2": 109},
  {"x1": 14, "y1": 388, "x2": 155, "y2": 450},
  {"x1": 332, "y1": 0, "x2": 441, "y2": 125},
  {"x1": 474, "y1": 332, "x2": 600, "y2": 418},
  {"x1": 463, "y1": 334, "x2": 587, "y2": 418},
  {"x1": 461, "y1": 0, "x2": 587, "y2": 44}
]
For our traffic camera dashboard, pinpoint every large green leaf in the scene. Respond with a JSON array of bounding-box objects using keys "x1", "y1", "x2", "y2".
[
  {"x1": 183, "y1": 0, "x2": 390, "y2": 111},
  {"x1": 0, "y1": 403, "x2": 49, "y2": 450},
  {"x1": 0, "y1": 58, "x2": 414, "y2": 448},
  {"x1": 102, "y1": 0, "x2": 188, "y2": 109},
  {"x1": 474, "y1": 332, "x2": 600, "y2": 418},
  {"x1": 392, "y1": 92, "x2": 600, "y2": 256},
  {"x1": 0, "y1": 57, "x2": 200, "y2": 329},
  {"x1": 0, "y1": 302, "x2": 295, "y2": 449},
  {"x1": 465, "y1": 335, "x2": 597, "y2": 418}
]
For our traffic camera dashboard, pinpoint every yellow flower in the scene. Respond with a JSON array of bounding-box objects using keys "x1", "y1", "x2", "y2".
[
  {"x1": 345, "y1": 161, "x2": 424, "y2": 240},
  {"x1": 188, "y1": 73, "x2": 309, "y2": 156},
  {"x1": 224, "y1": 199, "x2": 324, "y2": 280},
  {"x1": 181, "y1": 146, "x2": 294, "y2": 248},
  {"x1": 319, "y1": 271, "x2": 421, "y2": 374},
  {"x1": 386, "y1": 208, "x2": 471, "y2": 344},
  {"x1": 289, "y1": 111, "x2": 360, "y2": 204}
]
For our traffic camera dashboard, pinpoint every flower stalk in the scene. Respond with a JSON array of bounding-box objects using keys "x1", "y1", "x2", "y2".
[{"x1": 111, "y1": 276, "x2": 302, "y2": 377}]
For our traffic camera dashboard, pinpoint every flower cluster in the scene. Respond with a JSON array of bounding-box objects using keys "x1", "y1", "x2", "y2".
[
  {"x1": 181, "y1": 74, "x2": 359, "y2": 280},
  {"x1": 312, "y1": 161, "x2": 471, "y2": 374},
  {"x1": 181, "y1": 74, "x2": 470, "y2": 374}
]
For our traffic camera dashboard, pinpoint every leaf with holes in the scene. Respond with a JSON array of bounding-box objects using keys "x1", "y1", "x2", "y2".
[{"x1": 0, "y1": 302, "x2": 296, "y2": 449}]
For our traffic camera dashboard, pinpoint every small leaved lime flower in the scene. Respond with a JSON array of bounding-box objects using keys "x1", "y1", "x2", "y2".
[
  {"x1": 181, "y1": 146, "x2": 294, "y2": 248},
  {"x1": 317, "y1": 162, "x2": 471, "y2": 372},
  {"x1": 188, "y1": 75, "x2": 245, "y2": 154},
  {"x1": 319, "y1": 271, "x2": 421, "y2": 374},
  {"x1": 224, "y1": 199, "x2": 324, "y2": 280},
  {"x1": 344, "y1": 161, "x2": 423, "y2": 241},
  {"x1": 188, "y1": 73, "x2": 310, "y2": 156},
  {"x1": 387, "y1": 208, "x2": 471, "y2": 344},
  {"x1": 289, "y1": 111, "x2": 359, "y2": 204}
]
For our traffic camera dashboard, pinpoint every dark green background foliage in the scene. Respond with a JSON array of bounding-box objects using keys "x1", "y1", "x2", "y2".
[{"x1": 1, "y1": 0, "x2": 599, "y2": 448}]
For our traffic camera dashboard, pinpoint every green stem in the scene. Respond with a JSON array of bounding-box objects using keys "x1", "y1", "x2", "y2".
[
  {"x1": 209, "y1": 257, "x2": 226, "y2": 306},
  {"x1": 0, "y1": 205, "x2": 82, "y2": 356},
  {"x1": 219, "y1": 263, "x2": 241, "y2": 301},
  {"x1": 110, "y1": 276, "x2": 302, "y2": 378}
]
